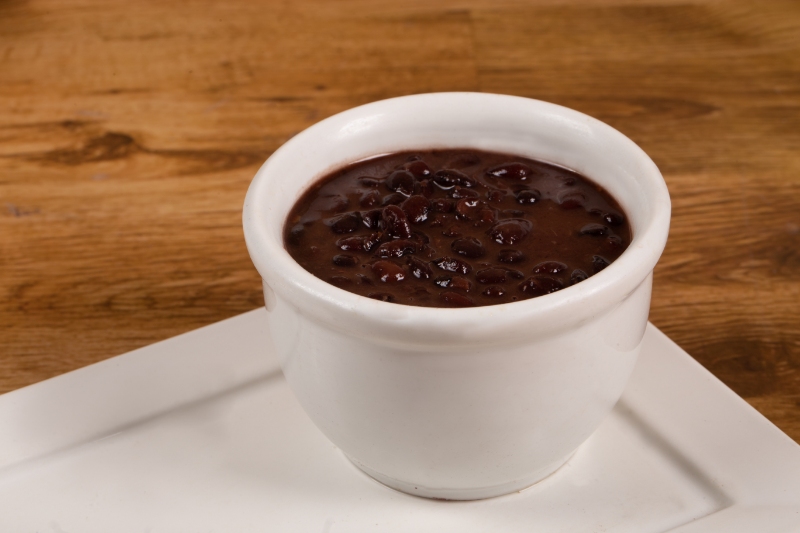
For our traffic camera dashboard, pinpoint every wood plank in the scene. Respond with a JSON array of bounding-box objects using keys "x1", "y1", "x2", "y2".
[{"x1": 1, "y1": 0, "x2": 798, "y2": 443}]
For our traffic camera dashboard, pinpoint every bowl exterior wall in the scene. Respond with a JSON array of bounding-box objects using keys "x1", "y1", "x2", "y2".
[
  {"x1": 262, "y1": 273, "x2": 652, "y2": 498},
  {"x1": 244, "y1": 93, "x2": 670, "y2": 499}
]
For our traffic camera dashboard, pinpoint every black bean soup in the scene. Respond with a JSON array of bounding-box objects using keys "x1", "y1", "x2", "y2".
[{"x1": 284, "y1": 149, "x2": 632, "y2": 308}]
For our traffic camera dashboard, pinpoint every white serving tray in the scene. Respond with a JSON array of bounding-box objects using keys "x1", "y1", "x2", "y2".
[{"x1": 1, "y1": 309, "x2": 798, "y2": 532}]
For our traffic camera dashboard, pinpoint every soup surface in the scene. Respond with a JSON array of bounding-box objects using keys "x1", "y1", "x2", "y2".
[{"x1": 284, "y1": 149, "x2": 631, "y2": 308}]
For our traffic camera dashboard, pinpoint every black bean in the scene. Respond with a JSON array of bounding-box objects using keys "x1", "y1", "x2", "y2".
[
  {"x1": 336, "y1": 233, "x2": 381, "y2": 252},
  {"x1": 401, "y1": 195, "x2": 431, "y2": 224},
  {"x1": 439, "y1": 291, "x2": 475, "y2": 307},
  {"x1": 488, "y1": 219, "x2": 532, "y2": 245},
  {"x1": 592, "y1": 255, "x2": 610, "y2": 273},
  {"x1": 442, "y1": 226, "x2": 462, "y2": 238},
  {"x1": 450, "y1": 186, "x2": 480, "y2": 199},
  {"x1": 325, "y1": 212, "x2": 362, "y2": 234},
  {"x1": 357, "y1": 177, "x2": 382, "y2": 188},
  {"x1": 417, "y1": 179, "x2": 434, "y2": 198},
  {"x1": 570, "y1": 269, "x2": 588, "y2": 286},
  {"x1": 532, "y1": 261, "x2": 568, "y2": 275},
  {"x1": 603, "y1": 211, "x2": 625, "y2": 226},
  {"x1": 433, "y1": 276, "x2": 451, "y2": 288},
  {"x1": 486, "y1": 162, "x2": 535, "y2": 181},
  {"x1": 433, "y1": 257, "x2": 472, "y2": 274},
  {"x1": 505, "y1": 269, "x2": 525, "y2": 279},
  {"x1": 382, "y1": 205, "x2": 412, "y2": 239},
  {"x1": 432, "y1": 169, "x2": 458, "y2": 189},
  {"x1": 451, "y1": 237, "x2": 485, "y2": 258},
  {"x1": 408, "y1": 286, "x2": 431, "y2": 299},
  {"x1": 483, "y1": 286, "x2": 506, "y2": 297},
  {"x1": 382, "y1": 192, "x2": 406, "y2": 206},
  {"x1": 372, "y1": 260, "x2": 407, "y2": 283},
  {"x1": 487, "y1": 190, "x2": 506, "y2": 203},
  {"x1": 318, "y1": 195, "x2": 349, "y2": 213},
  {"x1": 450, "y1": 276, "x2": 472, "y2": 292},
  {"x1": 459, "y1": 174, "x2": 478, "y2": 187},
  {"x1": 332, "y1": 254, "x2": 358, "y2": 267},
  {"x1": 328, "y1": 276, "x2": 353, "y2": 287},
  {"x1": 404, "y1": 160, "x2": 431, "y2": 179},
  {"x1": 515, "y1": 190, "x2": 540, "y2": 205},
  {"x1": 364, "y1": 233, "x2": 385, "y2": 252},
  {"x1": 557, "y1": 191, "x2": 585, "y2": 209},
  {"x1": 429, "y1": 214, "x2": 446, "y2": 227},
  {"x1": 498, "y1": 249, "x2": 525, "y2": 263},
  {"x1": 605, "y1": 234, "x2": 624, "y2": 250},
  {"x1": 589, "y1": 208, "x2": 624, "y2": 226},
  {"x1": 377, "y1": 239, "x2": 417, "y2": 258},
  {"x1": 410, "y1": 230, "x2": 430, "y2": 245},
  {"x1": 580, "y1": 223, "x2": 608, "y2": 236},
  {"x1": 407, "y1": 256, "x2": 433, "y2": 279},
  {"x1": 432, "y1": 198, "x2": 455, "y2": 213},
  {"x1": 286, "y1": 223, "x2": 305, "y2": 246},
  {"x1": 336, "y1": 235, "x2": 363, "y2": 251},
  {"x1": 433, "y1": 169, "x2": 476, "y2": 189},
  {"x1": 476, "y1": 208, "x2": 496, "y2": 225},
  {"x1": 499, "y1": 209, "x2": 525, "y2": 219},
  {"x1": 386, "y1": 170, "x2": 416, "y2": 196},
  {"x1": 455, "y1": 198, "x2": 485, "y2": 220},
  {"x1": 518, "y1": 276, "x2": 564, "y2": 296},
  {"x1": 359, "y1": 190, "x2": 381, "y2": 208},
  {"x1": 362, "y1": 209, "x2": 382, "y2": 229},
  {"x1": 368, "y1": 292, "x2": 394, "y2": 302},
  {"x1": 476, "y1": 268, "x2": 507, "y2": 284}
]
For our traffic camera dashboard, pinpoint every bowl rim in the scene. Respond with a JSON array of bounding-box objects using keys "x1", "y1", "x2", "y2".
[{"x1": 243, "y1": 92, "x2": 670, "y2": 348}]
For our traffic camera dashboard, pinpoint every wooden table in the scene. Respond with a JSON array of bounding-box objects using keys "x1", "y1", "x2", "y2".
[{"x1": 2, "y1": 0, "x2": 798, "y2": 443}]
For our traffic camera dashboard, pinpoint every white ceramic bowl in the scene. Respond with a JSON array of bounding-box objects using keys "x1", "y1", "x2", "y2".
[{"x1": 243, "y1": 93, "x2": 670, "y2": 500}]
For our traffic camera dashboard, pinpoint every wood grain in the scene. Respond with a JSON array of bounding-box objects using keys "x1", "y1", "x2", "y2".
[{"x1": 1, "y1": 0, "x2": 798, "y2": 442}]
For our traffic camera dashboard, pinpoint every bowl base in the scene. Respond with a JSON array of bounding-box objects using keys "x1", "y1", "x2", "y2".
[{"x1": 348, "y1": 452, "x2": 574, "y2": 501}]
